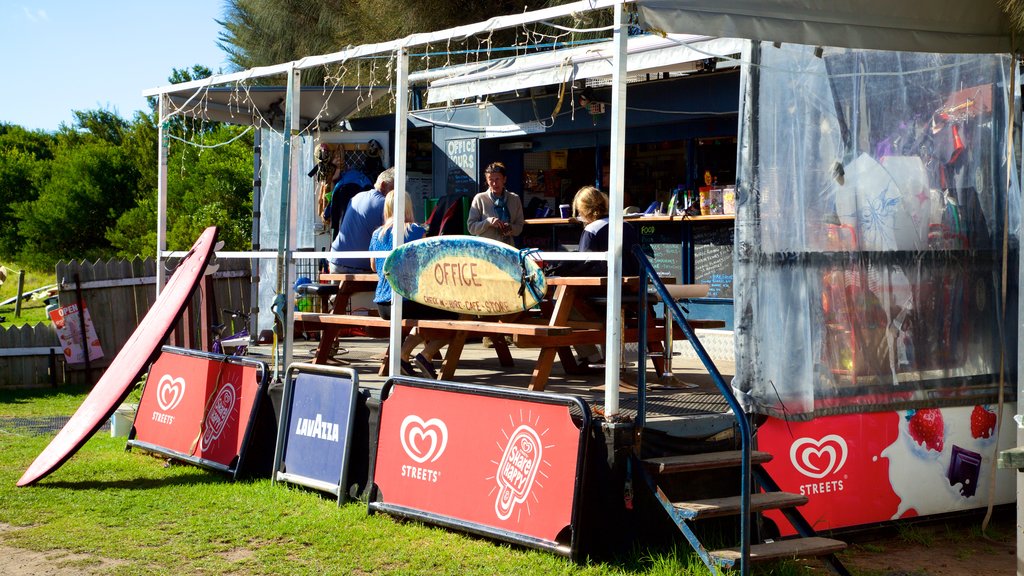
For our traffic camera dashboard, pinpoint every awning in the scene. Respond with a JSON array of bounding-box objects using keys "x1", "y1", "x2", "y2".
[
  {"x1": 164, "y1": 85, "x2": 389, "y2": 129},
  {"x1": 415, "y1": 33, "x2": 746, "y2": 104},
  {"x1": 636, "y1": 0, "x2": 1013, "y2": 54}
]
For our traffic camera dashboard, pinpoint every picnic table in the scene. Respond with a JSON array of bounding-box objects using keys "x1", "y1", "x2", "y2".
[{"x1": 294, "y1": 273, "x2": 724, "y2": 392}]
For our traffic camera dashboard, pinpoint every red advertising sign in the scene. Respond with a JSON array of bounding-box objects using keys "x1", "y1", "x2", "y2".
[
  {"x1": 132, "y1": 348, "x2": 263, "y2": 473},
  {"x1": 759, "y1": 404, "x2": 1016, "y2": 535},
  {"x1": 372, "y1": 381, "x2": 586, "y2": 545}
]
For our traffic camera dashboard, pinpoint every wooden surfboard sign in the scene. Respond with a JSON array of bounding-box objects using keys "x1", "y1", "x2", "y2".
[
  {"x1": 18, "y1": 227, "x2": 219, "y2": 487},
  {"x1": 382, "y1": 236, "x2": 546, "y2": 316}
]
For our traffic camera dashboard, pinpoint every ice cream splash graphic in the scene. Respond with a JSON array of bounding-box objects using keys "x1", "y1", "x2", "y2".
[{"x1": 495, "y1": 425, "x2": 543, "y2": 521}]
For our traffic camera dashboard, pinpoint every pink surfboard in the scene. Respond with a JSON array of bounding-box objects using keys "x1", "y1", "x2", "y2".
[{"x1": 18, "y1": 227, "x2": 219, "y2": 486}]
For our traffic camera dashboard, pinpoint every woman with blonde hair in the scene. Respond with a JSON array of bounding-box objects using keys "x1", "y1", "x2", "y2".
[
  {"x1": 548, "y1": 185, "x2": 641, "y2": 277},
  {"x1": 369, "y1": 189, "x2": 454, "y2": 377}
]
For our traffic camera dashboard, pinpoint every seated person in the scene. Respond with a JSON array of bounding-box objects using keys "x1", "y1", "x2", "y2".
[
  {"x1": 369, "y1": 189, "x2": 456, "y2": 378},
  {"x1": 547, "y1": 185, "x2": 642, "y2": 277},
  {"x1": 543, "y1": 186, "x2": 638, "y2": 368},
  {"x1": 330, "y1": 167, "x2": 393, "y2": 273}
]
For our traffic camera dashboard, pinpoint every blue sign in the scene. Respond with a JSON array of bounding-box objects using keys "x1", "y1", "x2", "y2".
[{"x1": 275, "y1": 365, "x2": 358, "y2": 501}]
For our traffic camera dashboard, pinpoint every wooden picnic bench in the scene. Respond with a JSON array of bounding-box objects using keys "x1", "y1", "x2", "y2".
[
  {"x1": 293, "y1": 311, "x2": 572, "y2": 381},
  {"x1": 294, "y1": 273, "x2": 724, "y2": 392}
]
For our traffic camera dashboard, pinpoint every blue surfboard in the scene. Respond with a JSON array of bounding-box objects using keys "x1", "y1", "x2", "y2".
[{"x1": 382, "y1": 236, "x2": 545, "y2": 315}]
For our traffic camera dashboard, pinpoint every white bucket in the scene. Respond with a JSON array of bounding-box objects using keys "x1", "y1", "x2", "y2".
[{"x1": 110, "y1": 403, "x2": 138, "y2": 438}]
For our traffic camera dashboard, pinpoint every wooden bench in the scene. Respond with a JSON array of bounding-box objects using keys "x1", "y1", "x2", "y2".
[{"x1": 293, "y1": 312, "x2": 573, "y2": 383}]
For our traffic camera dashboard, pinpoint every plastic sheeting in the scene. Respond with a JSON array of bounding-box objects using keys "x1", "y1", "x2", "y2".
[
  {"x1": 636, "y1": 0, "x2": 1012, "y2": 54},
  {"x1": 734, "y1": 44, "x2": 1019, "y2": 419},
  {"x1": 256, "y1": 129, "x2": 319, "y2": 333}
]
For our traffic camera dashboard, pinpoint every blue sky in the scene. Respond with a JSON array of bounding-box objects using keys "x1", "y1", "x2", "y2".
[{"x1": 1, "y1": 2, "x2": 229, "y2": 132}]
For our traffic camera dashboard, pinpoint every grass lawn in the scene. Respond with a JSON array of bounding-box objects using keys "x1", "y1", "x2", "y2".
[
  {"x1": 0, "y1": 385, "x2": 781, "y2": 576},
  {"x1": 0, "y1": 263, "x2": 55, "y2": 328}
]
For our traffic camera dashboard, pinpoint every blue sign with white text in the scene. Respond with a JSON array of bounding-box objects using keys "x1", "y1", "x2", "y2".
[{"x1": 282, "y1": 372, "x2": 356, "y2": 486}]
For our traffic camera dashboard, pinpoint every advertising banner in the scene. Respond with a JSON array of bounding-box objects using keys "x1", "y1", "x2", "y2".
[
  {"x1": 49, "y1": 301, "x2": 103, "y2": 364},
  {"x1": 130, "y1": 347, "x2": 266, "y2": 476},
  {"x1": 372, "y1": 379, "x2": 588, "y2": 551},
  {"x1": 759, "y1": 404, "x2": 1017, "y2": 535},
  {"x1": 274, "y1": 365, "x2": 359, "y2": 501}
]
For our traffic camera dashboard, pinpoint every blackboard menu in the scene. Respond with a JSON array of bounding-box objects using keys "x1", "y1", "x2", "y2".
[
  {"x1": 637, "y1": 222, "x2": 683, "y2": 281},
  {"x1": 693, "y1": 223, "x2": 734, "y2": 298},
  {"x1": 445, "y1": 138, "x2": 477, "y2": 196}
]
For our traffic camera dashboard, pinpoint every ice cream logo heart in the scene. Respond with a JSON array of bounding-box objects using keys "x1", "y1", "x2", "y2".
[
  {"x1": 399, "y1": 415, "x2": 448, "y2": 464},
  {"x1": 790, "y1": 434, "x2": 848, "y2": 479},
  {"x1": 156, "y1": 375, "x2": 186, "y2": 412}
]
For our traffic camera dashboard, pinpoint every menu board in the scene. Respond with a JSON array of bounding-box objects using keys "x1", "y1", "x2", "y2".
[
  {"x1": 636, "y1": 222, "x2": 683, "y2": 281},
  {"x1": 693, "y1": 224, "x2": 734, "y2": 298},
  {"x1": 446, "y1": 138, "x2": 477, "y2": 196}
]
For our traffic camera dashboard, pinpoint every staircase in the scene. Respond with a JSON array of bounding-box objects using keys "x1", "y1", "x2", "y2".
[{"x1": 631, "y1": 248, "x2": 850, "y2": 576}]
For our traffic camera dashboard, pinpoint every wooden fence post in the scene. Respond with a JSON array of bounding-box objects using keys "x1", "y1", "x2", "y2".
[{"x1": 14, "y1": 269, "x2": 25, "y2": 318}]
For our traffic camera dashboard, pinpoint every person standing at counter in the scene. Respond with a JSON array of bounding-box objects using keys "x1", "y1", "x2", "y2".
[{"x1": 467, "y1": 161, "x2": 524, "y2": 246}]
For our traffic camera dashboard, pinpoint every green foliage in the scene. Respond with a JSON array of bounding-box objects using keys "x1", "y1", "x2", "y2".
[
  {"x1": 0, "y1": 124, "x2": 55, "y2": 259},
  {"x1": 164, "y1": 124, "x2": 254, "y2": 251},
  {"x1": 215, "y1": 0, "x2": 593, "y2": 85},
  {"x1": 14, "y1": 140, "x2": 141, "y2": 268}
]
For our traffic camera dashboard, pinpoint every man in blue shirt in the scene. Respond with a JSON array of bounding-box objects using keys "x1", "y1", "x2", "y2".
[{"x1": 329, "y1": 167, "x2": 394, "y2": 273}]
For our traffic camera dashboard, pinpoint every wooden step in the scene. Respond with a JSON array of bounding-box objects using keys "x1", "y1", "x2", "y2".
[
  {"x1": 671, "y1": 491, "x2": 808, "y2": 519},
  {"x1": 643, "y1": 450, "x2": 773, "y2": 474},
  {"x1": 711, "y1": 537, "x2": 847, "y2": 564}
]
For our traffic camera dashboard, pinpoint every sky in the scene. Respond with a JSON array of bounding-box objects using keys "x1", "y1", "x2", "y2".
[{"x1": 1, "y1": 2, "x2": 229, "y2": 132}]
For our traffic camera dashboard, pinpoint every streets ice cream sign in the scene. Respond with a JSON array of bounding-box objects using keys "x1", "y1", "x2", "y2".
[
  {"x1": 399, "y1": 415, "x2": 448, "y2": 483},
  {"x1": 790, "y1": 434, "x2": 848, "y2": 495},
  {"x1": 152, "y1": 374, "x2": 186, "y2": 425},
  {"x1": 373, "y1": 383, "x2": 583, "y2": 544}
]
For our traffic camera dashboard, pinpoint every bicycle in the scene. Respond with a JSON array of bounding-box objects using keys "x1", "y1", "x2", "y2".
[{"x1": 212, "y1": 309, "x2": 251, "y2": 356}]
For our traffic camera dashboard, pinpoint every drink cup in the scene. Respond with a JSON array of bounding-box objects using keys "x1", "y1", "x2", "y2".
[{"x1": 559, "y1": 204, "x2": 571, "y2": 218}]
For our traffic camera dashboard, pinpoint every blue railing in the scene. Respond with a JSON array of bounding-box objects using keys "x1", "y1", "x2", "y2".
[{"x1": 632, "y1": 245, "x2": 753, "y2": 575}]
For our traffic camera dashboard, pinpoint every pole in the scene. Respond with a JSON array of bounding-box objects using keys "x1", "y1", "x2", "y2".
[
  {"x1": 604, "y1": 0, "x2": 628, "y2": 417},
  {"x1": 390, "y1": 47, "x2": 411, "y2": 377},
  {"x1": 74, "y1": 273, "x2": 92, "y2": 385},
  {"x1": 14, "y1": 269, "x2": 24, "y2": 318}
]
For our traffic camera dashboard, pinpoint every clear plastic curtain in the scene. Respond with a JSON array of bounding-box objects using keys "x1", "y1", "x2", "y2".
[
  {"x1": 256, "y1": 129, "x2": 318, "y2": 333},
  {"x1": 735, "y1": 44, "x2": 1020, "y2": 419}
]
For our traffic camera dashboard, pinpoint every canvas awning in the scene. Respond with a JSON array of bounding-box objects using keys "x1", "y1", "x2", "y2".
[
  {"x1": 636, "y1": 0, "x2": 1014, "y2": 54},
  {"x1": 164, "y1": 85, "x2": 388, "y2": 128},
  {"x1": 415, "y1": 33, "x2": 745, "y2": 104}
]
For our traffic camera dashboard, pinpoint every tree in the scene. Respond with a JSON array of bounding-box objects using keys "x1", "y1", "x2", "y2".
[
  {"x1": 14, "y1": 140, "x2": 140, "y2": 267},
  {"x1": 0, "y1": 124, "x2": 55, "y2": 258},
  {"x1": 215, "y1": 0, "x2": 590, "y2": 85}
]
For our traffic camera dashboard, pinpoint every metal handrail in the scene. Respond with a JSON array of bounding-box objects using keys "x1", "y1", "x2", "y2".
[{"x1": 632, "y1": 245, "x2": 753, "y2": 575}]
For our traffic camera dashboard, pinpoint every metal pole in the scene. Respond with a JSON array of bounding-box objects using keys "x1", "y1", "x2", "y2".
[
  {"x1": 390, "y1": 47, "x2": 411, "y2": 377},
  {"x1": 157, "y1": 95, "x2": 169, "y2": 292},
  {"x1": 278, "y1": 66, "x2": 302, "y2": 380},
  {"x1": 604, "y1": 0, "x2": 628, "y2": 417}
]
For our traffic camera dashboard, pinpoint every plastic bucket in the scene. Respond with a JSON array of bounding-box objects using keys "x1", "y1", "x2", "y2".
[{"x1": 110, "y1": 403, "x2": 138, "y2": 438}]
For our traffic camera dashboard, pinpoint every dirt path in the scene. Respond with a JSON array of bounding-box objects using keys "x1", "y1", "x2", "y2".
[{"x1": 803, "y1": 510, "x2": 1017, "y2": 575}]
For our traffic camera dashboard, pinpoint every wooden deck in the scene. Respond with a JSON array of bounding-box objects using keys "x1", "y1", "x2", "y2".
[{"x1": 253, "y1": 332, "x2": 737, "y2": 438}]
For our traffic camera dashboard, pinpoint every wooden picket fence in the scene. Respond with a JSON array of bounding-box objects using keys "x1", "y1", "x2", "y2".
[{"x1": 0, "y1": 257, "x2": 251, "y2": 389}]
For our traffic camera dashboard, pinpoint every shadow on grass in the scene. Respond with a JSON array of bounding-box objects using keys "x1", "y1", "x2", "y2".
[{"x1": 35, "y1": 470, "x2": 228, "y2": 491}]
